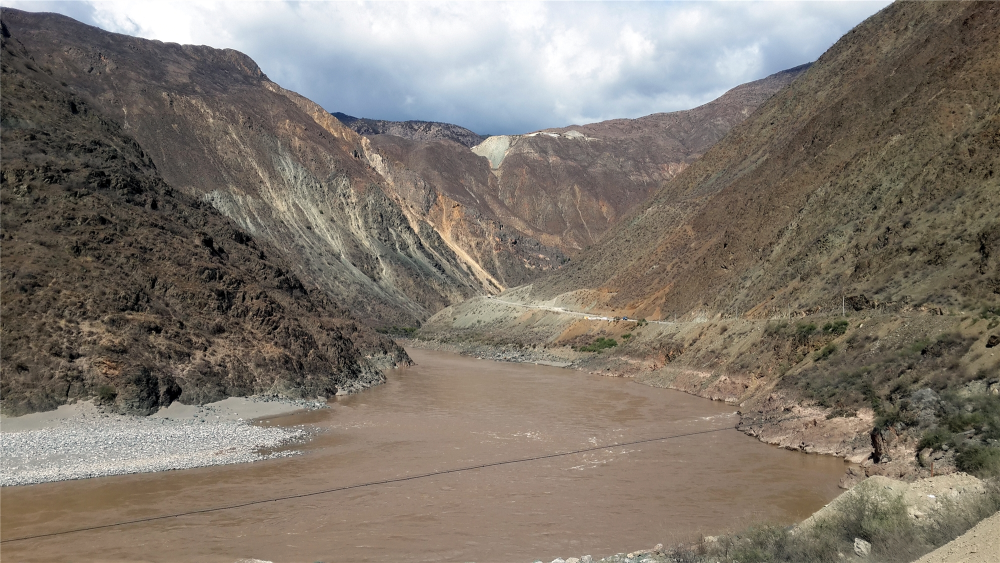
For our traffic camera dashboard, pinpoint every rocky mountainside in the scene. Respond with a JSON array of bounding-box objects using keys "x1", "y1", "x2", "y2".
[
  {"x1": 332, "y1": 112, "x2": 485, "y2": 148},
  {"x1": 0, "y1": 21, "x2": 408, "y2": 416},
  {"x1": 474, "y1": 65, "x2": 810, "y2": 253},
  {"x1": 358, "y1": 66, "x2": 807, "y2": 288},
  {"x1": 423, "y1": 1, "x2": 1000, "y2": 479},
  {"x1": 0, "y1": 8, "x2": 489, "y2": 328},
  {"x1": 530, "y1": 3, "x2": 998, "y2": 320}
]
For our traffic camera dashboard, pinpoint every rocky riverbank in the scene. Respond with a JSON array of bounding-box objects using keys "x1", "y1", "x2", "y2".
[
  {"x1": 529, "y1": 474, "x2": 999, "y2": 563},
  {"x1": 0, "y1": 396, "x2": 325, "y2": 487}
]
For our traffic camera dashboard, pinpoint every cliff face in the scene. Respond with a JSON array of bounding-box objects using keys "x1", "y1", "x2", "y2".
[
  {"x1": 1, "y1": 9, "x2": 488, "y2": 327},
  {"x1": 0, "y1": 21, "x2": 408, "y2": 416}
]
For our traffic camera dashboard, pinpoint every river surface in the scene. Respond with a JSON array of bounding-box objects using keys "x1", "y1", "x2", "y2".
[{"x1": 1, "y1": 348, "x2": 847, "y2": 562}]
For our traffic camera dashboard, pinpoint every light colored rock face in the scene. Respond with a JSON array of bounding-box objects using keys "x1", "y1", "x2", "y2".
[{"x1": 471, "y1": 135, "x2": 515, "y2": 169}]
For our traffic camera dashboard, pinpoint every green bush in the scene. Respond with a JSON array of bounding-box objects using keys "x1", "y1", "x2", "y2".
[
  {"x1": 918, "y1": 426, "x2": 953, "y2": 451},
  {"x1": 669, "y1": 476, "x2": 1000, "y2": 563},
  {"x1": 621, "y1": 333, "x2": 632, "y2": 340},
  {"x1": 813, "y1": 344, "x2": 837, "y2": 361},
  {"x1": 956, "y1": 445, "x2": 1000, "y2": 478},
  {"x1": 580, "y1": 337, "x2": 618, "y2": 352},
  {"x1": 795, "y1": 323, "x2": 817, "y2": 342},
  {"x1": 830, "y1": 484, "x2": 924, "y2": 562},
  {"x1": 822, "y1": 320, "x2": 849, "y2": 335},
  {"x1": 96, "y1": 385, "x2": 117, "y2": 404}
]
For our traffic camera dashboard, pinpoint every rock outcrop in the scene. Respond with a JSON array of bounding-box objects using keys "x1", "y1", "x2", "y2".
[
  {"x1": 333, "y1": 112, "x2": 485, "y2": 148},
  {"x1": 0, "y1": 17, "x2": 407, "y2": 415}
]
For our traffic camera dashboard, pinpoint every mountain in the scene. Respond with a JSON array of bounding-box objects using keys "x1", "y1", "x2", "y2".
[
  {"x1": 530, "y1": 5, "x2": 998, "y2": 319},
  {"x1": 0, "y1": 8, "x2": 488, "y2": 328},
  {"x1": 358, "y1": 66, "x2": 808, "y2": 288},
  {"x1": 332, "y1": 112, "x2": 485, "y2": 148},
  {"x1": 0, "y1": 20, "x2": 407, "y2": 416},
  {"x1": 422, "y1": 1, "x2": 1000, "y2": 477}
]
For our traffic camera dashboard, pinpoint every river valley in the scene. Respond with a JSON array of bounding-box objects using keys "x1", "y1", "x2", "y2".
[{"x1": 1, "y1": 348, "x2": 848, "y2": 562}]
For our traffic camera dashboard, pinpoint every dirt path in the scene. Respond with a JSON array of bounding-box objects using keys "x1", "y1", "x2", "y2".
[{"x1": 913, "y1": 510, "x2": 1000, "y2": 563}]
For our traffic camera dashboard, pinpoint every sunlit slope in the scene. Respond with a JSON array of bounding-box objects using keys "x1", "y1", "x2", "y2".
[
  {"x1": 529, "y1": 1, "x2": 999, "y2": 320},
  {"x1": 1, "y1": 8, "x2": 485, "y2": 327}
]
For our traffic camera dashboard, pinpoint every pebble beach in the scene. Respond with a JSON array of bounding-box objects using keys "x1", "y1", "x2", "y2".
[{"x1": 0, "y1": 397, "x2": 324, "y2": 487}]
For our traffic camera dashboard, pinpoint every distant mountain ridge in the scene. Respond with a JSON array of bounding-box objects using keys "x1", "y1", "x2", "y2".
[
  {"x1": 356, "y1": 65, "x2": 809, "y2": 289},
  {"x1": 421, "y1": 1, "x2": 1000, "y2": 476},
  {"x1": 332, "y1": 112, "x2": 486, "y2": 148}
]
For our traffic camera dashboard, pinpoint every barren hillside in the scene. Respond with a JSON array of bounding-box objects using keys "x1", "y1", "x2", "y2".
[
  {"x1": 0, "y1": 21, "x2": 407, "y2": 416},
  {"x1": 0, "y1": 8, "x2": 488, "y2": 327}
]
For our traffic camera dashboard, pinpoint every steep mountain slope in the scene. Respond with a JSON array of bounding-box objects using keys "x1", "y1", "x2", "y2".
[
  {"x1": 477, "y1": 65, "x2": 810, "y2": 253},
  {"x1": 0, "y1": 22, "x2": 407, "y2": 416},
  {"x1": 531, "y1": 1, "x2": 998, "y2": 319},
  {"x1": 363, "y1": 134, "x2": 566, "y2": 289},
  {"x1": 358, "y1": 67, "x2": 807, "y2": 288},
  {"x1": 423, "y1": 1, "x2": 1000, "y2": 477},
  {"x1": 333, "y1": 112, "x2": 484, "y2": 148},
  {"x1": 0, "y1": 8, "x2": 486, "y2": 327}
]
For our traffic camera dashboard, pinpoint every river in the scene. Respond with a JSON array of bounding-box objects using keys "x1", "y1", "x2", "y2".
[{"x1": 0, "y1": 348, "x2": 847, "y2": 562}]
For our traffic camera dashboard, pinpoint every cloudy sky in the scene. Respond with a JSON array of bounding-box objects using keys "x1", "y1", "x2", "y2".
[{"x1": 5, "y1": 1, "x2": 889, "y2": 135}]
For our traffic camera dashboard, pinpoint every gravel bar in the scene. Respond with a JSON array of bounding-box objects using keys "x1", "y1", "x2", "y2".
[{"x1": 1, "y1": 415, "x2": 307, "y2": 487}]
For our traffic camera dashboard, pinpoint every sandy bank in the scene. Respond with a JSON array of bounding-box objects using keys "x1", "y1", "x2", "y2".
[{"x1": 1, "y1": 396, "x2": 326, "y2": 487}]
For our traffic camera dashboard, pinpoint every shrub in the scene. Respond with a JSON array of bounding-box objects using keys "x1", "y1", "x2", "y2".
[
  {"x1": 955, "y1": 445, "x2": 1000, "y2": 478},
  {"x1": 918, "y1": 426, "x2": 953, "y2": 451},
  {"x1": 580, "y1": 337, "x2": 617, "y2": 352},
  {"x1": 822, "y1": 320, "x2": 849, "y2": 335},
  {"x1": 96, "y1": 385, "x2": 117, "y2": 404},
  {"x1": 813, "y1": 344, "x2": 837, "y2": 361},
  {"x1": 765, "y1": 322, "x2": 788, "y2": 336},
  {"x1": 621, "y1": 333, "x2": 632, "y2": 340},
  {"x1": 795, "y1": 323, "x2": 817, "y2": 342},
  {"x1": 830, "y1": 483, "x2": 924, "y2": 562}
]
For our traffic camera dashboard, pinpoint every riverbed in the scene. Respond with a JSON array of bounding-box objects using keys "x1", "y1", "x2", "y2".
[{"x1": 0, "y1": 348, "x2": 847, "y2": 562}]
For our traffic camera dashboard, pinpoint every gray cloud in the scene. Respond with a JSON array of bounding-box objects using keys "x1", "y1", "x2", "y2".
[{"x1": 4, "y1": 1, "x2": 890, "y2": 134}]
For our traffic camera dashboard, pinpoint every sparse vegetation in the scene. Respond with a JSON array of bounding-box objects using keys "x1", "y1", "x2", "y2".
[
  {"x1": 580, "y1": 337, "x2": 618, "y2": 353},
  {"x1": 663, "y1": 478, "x2": 1000, "y2": 563},
  {"x1": 97, "y1": 385, "x2": 118, "y2": 404},
  {"x1": 813, "y1": 344, "x2": 837, "y2": 361},
  {"x1": 822, "y1": 320, "x2": 849, "y2": 335}
]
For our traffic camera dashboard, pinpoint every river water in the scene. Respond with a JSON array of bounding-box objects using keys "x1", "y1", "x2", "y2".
[{"x1": 1, "y1": 348, "x2": 847, "y2": 562}]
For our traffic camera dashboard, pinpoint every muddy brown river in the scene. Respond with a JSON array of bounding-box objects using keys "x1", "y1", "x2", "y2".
[{"x1": 1, "y1": 348, "x2": 847, "y2": 562}]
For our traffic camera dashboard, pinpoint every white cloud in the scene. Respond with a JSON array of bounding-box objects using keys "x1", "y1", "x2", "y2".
[{"x1": 2, "y1": 0, "x2": 891, "y2": 134}]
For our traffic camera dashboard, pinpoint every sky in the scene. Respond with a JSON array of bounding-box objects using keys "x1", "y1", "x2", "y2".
[{"x1": 4, "y1": 1, "x2": 890, "y2": 135}]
